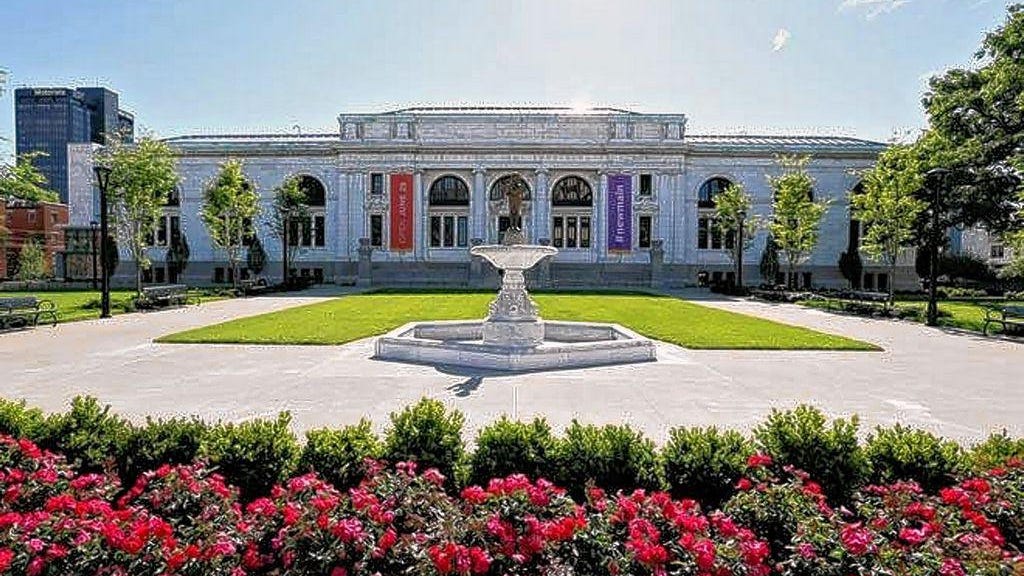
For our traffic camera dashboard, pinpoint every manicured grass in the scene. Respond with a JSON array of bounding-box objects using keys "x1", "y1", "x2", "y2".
[
  {"x1": 2, "y1": 289, "x2": 231, "y2": 323},
  {"x1": 802, "y1": 297, "x2": 1024, "y2": 334},
  {"x1": 157, "y1": 291, "x2": 879, "y2": 350}
]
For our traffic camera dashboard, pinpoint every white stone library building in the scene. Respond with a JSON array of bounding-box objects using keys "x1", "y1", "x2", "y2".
[{"x1": 68, "y1": 106, "x2": 915, "y2": 290}]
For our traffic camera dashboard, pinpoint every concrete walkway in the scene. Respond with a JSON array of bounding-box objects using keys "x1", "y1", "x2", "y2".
[{"x1": 0, "y1": 288, "x2": 1020, "y2": 444}]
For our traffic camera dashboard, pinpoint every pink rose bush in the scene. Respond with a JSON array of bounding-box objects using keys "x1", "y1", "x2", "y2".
[{"x1": 0, "y1": 436, "x2": 1022, "y2": 575}]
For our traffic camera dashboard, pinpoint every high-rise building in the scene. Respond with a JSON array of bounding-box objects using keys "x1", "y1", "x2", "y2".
[{"x1": 14, "y1": 86, "x2": 134, "y2": 202}]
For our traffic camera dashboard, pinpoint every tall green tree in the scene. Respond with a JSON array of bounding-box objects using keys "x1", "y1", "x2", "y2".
[
  {"x1": 264, "y1": 176, "x2": 308, "y2": 284},
  {"x1": 767, "y1": 156, "x2": 830, "y2": 288},
  {"x1": 102, "y1": 137, "x2": 179, "y2": 294},
  {"x1": 0, "y1": 153, "x2": 58, "y2": 203},
  {"x1": 921, "y1": 4, "x2": 1024, "y2": 235},
  {"x1": 851, "y1": 144, "x2": 927, "y2": 304},
  {"x1": 1004, "y1": 190, "x2": 1024, "y2": 279},
  {"x1": 14, "y1": 239, "x2": 49, "y2": 281},
  {"x1": 714, "y1": 183, "x2": 759, "y2": 286},
  {"x1": 202, "y1": 160, "x2": 260, "y2": 288}
]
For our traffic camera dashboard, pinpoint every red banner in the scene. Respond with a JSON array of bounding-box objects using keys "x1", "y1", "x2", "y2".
[{"x1": 389, "y1": 173, "x2": 414, "y2": 251}]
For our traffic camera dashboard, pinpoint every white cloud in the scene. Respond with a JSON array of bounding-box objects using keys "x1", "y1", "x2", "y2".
[
  {"x1": 839, "y1": 0, "x2": 911, "y2": 20},
  {"x1": 772, "y1": 28, "x2": 791, "y2": 52}
]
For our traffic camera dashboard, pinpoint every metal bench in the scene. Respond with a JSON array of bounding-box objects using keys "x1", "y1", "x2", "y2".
[
  {"x1": 0, "y1": 296, "x2": 58, "y2": 329},
  {"x1": 237, "y1": 278, "x2": 269, "y2": 296},
  {"x1": 136, "y1": 284, "x2": 193, "y2": 309},
  {"x1": 983, "y1": 305, "x2": 1024, "y2": 336}
]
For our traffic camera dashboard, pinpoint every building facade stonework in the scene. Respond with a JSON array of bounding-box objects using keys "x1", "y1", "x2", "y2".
[{"x1": 70, "y1": 107, "x2": 910, "y2": 289}]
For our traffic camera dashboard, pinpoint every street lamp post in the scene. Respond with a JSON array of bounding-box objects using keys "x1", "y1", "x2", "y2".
[
  {"x1": 93, "y1": 165, "x2": 112, "y2": 319},
  {"x1": 736, "y1": 209, "x2": 747, "y2": 289},
  {"x1": 89, "y1": 220, "x2": 98, "y2": 290},
  {"x1": 924, "y1": 168, "x2": 950, "y2": 327}
]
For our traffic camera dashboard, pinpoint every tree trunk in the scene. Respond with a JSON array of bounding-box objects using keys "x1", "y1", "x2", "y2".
[{"x1": 888, "y1": 256, "x2": 897, "y2": 314}]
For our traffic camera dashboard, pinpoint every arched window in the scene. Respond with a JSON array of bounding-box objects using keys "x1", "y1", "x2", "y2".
[
  {"x1": 698, "y1": 177, "x2": 731, "y2": 208},
  {"x1": 552, "y1": 176, "x2": 593, "y2": 207},
  {"x1": 298, "y1": 175, "x2": 326, "y2": 207},
  {"x1": 697, "y1": 177, "x2": 735, "y2": 251},
  {"x1": 489, "y1": 174, "x2": 532, "y2": 201},
  {"x1": 152, "y1": 187, "x2": 181, "y2": 249},
  {"x1": 289, "y1": 175, "x2": 328, "y2": 248},
  {"x1": 429, "y1": 175, "x2": 470, "y2": 206},
  {"x1": 551, "y1": 176, "x2": 593, "y2": 249},
  {"x1": 428, "y1": 175, "x2": 469, "y2": 248},
  {"x1": 165, "y1": 187, "x2": 181, "y2": 207}
]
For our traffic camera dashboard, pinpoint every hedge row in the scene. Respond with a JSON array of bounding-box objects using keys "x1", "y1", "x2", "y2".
[{"x1": 1, "y1": 396, "x2": 1021, "y2": 504}]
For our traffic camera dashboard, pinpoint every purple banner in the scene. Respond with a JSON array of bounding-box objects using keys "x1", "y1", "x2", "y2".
[{"x1": 607, "y1": 174, "x2": 633, "y2": 251}]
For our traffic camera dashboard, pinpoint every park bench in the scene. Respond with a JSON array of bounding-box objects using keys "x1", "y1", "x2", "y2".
[
  {"x1": 136, "y1": 284, "x2": 193, "y2": 309},
  {"x1": 237, "y1": 278, "x2": 269, "y2": 296},
  {"x1": 0, "y1": 296, "x2": 58, "y2": 329},
  {"x1": 983, "y1": 305, "x2": 1024, "y2": 336},
  {"x1": 819, "y1": 290, "x2": 892, "y2": 315}
]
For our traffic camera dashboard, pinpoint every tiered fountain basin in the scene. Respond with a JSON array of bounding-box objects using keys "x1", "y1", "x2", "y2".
[{"x1": 373, "y1": 243, "x2": 657, "y2": 372}]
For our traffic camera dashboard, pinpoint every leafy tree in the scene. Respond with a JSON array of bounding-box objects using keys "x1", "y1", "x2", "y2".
[
  {"x1": 246, "y1": 235, "x2": 267, "y2": 276},
  {"x1": 0, "y1": 152, "x2": 58, "y2": 203},
  {"x1": 166, "y1": 234, "x2": 190, "y2": 283},
  {"x1": 102, "y1": 234, "x2": 119, "y2": 280},
  {"x1": 714, "y1": 183, "x2": 759, "y2": 286},
  {"x1": 264, "y1": 176, "x2": 308, "y2": 283},
  {"x1": 201, "y1": 160, "x2": 260, "y2": 288},
  {"x1": 767, "y1": 156, "x2": 830, "y2": 288},
  {"x1": 851, "y1": 144, "x2": 927, "y2": 304},
  {"x1": 922, "y1": 4, "x2": 1024, "y2": 236},
  {"x1": 1004, "y1": 190, "x2": 1024, "y2": 278},
  {"x1": 759, "y1": 235, "x2": 780, "y2": 285},
  {"x1": 14, "y1": 239, "x2": 49, "y2": 281},
  {"x1": 838, "y1": 251, "x2": 863, "y2": 289},
  {"x1": 101, "y1": 137, "x2": 179, "y2": 294}
]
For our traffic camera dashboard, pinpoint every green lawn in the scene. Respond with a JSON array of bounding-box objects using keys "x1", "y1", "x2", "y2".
[
  {"x1": 157, "y1": 291, "x2": 879, "y2": 350},
  {"x1": 3, "y1": 289, "x2": 231, "y2": 324},
  {"x1": 802, "y1": 297, "x2": 1024, "y2": 334}
]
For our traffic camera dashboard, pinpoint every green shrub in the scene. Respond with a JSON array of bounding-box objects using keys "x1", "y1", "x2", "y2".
[
  {"x1": 968, "y1": 431, "x2": 1024, "y2": 472},
  {"x1": 553, "y1": 421, "x2": 661, "y2": 499},
  {"x1": 662, "y1": 426, "x2": 754, "y2": 508},
  {"x1": 299, "y1": 420, "x2": 381, "y2": 490},
  {"x1": 0, "y1": 398, "x2": 45, "y2": 440},
  {"x1": 753, "y1": 405, "x2": 868, "y2": 501},
  {"x1": 469, "y1": 417, "x2": 556, "y2": 486},
  {"x1": 865, "y1": 424, "x2": 964, "y2": 491},
  {"x1": 384, "y1": 398, "x2": 465, "y2": 485},
  {"x1": 117, "y1": 417, "x2": 209, "y2": 487},
  {"x1": 36, "y1": 396, "x2": 130, "y2": 473},
  {"x1": 201, "y1": 412, "x2": 300, "y2": 499}
]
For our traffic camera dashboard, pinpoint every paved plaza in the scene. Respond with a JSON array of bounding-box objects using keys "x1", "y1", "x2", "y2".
[{"x1": 1, "y1": 289, "x2": 1021, "y2": 444}]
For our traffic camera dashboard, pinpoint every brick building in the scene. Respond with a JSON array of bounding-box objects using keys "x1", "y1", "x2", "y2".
[{"x1": 1, "y1": 201, "x2": 69, "y2": 280}]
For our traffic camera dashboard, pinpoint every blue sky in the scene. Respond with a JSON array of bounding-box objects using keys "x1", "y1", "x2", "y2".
[{"x1": 0, "y1": 0, "x2": 1013, "y2": 156}]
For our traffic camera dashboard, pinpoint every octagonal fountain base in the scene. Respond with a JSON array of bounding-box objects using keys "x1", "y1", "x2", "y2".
[{"x1": 374, "y1": 320, "x2": 657, "y2": 372}]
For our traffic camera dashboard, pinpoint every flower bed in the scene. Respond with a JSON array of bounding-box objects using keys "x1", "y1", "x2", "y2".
[{"x1": 1, "y1": 435, "x2": 1022, "y2": 575}]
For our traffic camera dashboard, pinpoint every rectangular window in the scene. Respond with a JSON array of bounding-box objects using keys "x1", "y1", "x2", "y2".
[
  {"x1": 370, "y1": 214, "x2": 383, "y2": 247},
  {"x1": 710, "y1": 220, "x2": 722, "y2": 250},
  {"x1": 639, "y1": 173, "x2": 653, "y2": 196},
  {"x1": 313, "y1": 268, "x2": 324, "y2": 284},
  {"x1": 214, "y1": 267, "x2": 224, "y2": 284},
  {"x1": 991, "y1": 245, "x2": 1005, "y2": 259},
  {"x1": 142, "y1": 267, "x2": 153, "y2": 284},
  {"x1": 566, "y1": 216, "x2": 578, "y2": 249},
  {"x1": 430, "y1": 216, "x2": 442, "y2": 247},
  {"x1": 156, "y1": 216, "x2": 168, "y2": 246},
  {"x1": 580, "y1": 217, "x2": 591, "y2": 248},
  {"x1": 288, "y1": 218, "x2": 299, "y2": 246},
  {"x1": 443, "y1": 215, "x2": 454, "y2": 247},
  {"x1": 370, "y1": 173, "x2": 384, "y2": 195},
  {"x1": 154, "y1": 267, "x2": 165, "y2": 284},
  {"x1": 724, "y1": 229, "x2": 735, "y2": 251},
  {"x1": 802, "y1": 272, "x2": 812, "y2": 289},
  {"x1": 639, "y1": 216, "x2": 652, "y2": 249},
  {"x1": 314, "y1": 215, "x2": 325, "y2": 247},
  {"x1": 301, "y1": 216, "x2": 312, "y2": 247},
  {"x1": 170, "y1": 216, "x2": 181, "y2": 244},
  {"x1": 877, "y1": 273, "x2": 889, "y2": 292},
  {"x1": 456, "y1": 216, "x2": 468, "y2": 248},
  {"x1": 698, "y1": 218, "x2": 709, "y2": 249},
  {"x1": 552, "y1": 217, "x2": 564, "y2": 248}
]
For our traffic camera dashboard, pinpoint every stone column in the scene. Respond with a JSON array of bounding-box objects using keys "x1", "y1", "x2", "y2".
[
  {"x1": 348, "y1": 173, "x2": 365, "y2": 258},
  {"x1": 472, "y1": 167, "x2": 487, "y2": 242},
  {"x1": 413, "y1": 170, "x2": 425, "y2": 260},
  {"x1": 357, "y1": 237, "x2": 373, "y2": 286},
  {"x1": 533, "y1": 168, "x2": 549, "y2": 244}
]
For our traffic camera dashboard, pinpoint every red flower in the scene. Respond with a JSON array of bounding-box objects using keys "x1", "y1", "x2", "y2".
[
  {"x1": 840, "y1": 523, "x2": 874, "y2": 556},
  {"x1": 740, "y1": 539, "x2": 770, "y2": 566},
  {"x1": 746, "y1": 453, "x2": 773, "y2": 469},
  {"x1": 939, "y1": 558, "x2": 966, "y2": 576},
  {"x1": 735, "y1": 478, "x2": 752, "y2": 491},
  {"x1": 422, "y1": 468, "x2": 446, "y2": 486},
  {"x1": 0, "y1": 548, "x2": 12, "y2": 572},
  {"x1": 461, "y1": 485, "x2": 488, "y2": 504}
]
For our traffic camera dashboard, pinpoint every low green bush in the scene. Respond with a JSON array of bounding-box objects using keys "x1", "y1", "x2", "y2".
[
  {"x1": 468, "y1": 417, "x2": 556, "y2": 486},
  {"x1": 36, "y1": 396, "x2": 131, "y2": 473},
  {"x1": 753, "y1": 405, "x2": 868, "y2": 501},
  {"x1": 299, "y1": 420, "x2": 381, "y2": 490},
  {"x1": 662, "y1": 426, "x2": 754, "y2": 508},
  {"x1": 201, "y1": 412, "x2": 300, "y2": 499},
  {"x1": 553, "y1": 421, "x2": 661, "y2": 499},
  {"x1": 865, "y1": 424, "x2": 964, "y2": 491},
  {"x1": 384, "y1": 398, "x2": 465, "y2": 485},
  {"x1": 0, "y1": 398, "x2": 45, "y2": 440},
  {"x1": 968, "y1": 431, "x2": 1024, "y2": 472},
  {"x1": 117, "y1": 416, "x2": 209, "y2": 487}
]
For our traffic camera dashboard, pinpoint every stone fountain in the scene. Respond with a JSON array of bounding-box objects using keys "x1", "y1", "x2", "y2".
[{"x1": 374, "y1": 191, "x2": 656, "y2": 372}]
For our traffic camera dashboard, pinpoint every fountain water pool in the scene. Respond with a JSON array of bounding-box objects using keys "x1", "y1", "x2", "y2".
[{"x1": 374, "y1": 243, "x2": 657, "y2": 372}]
